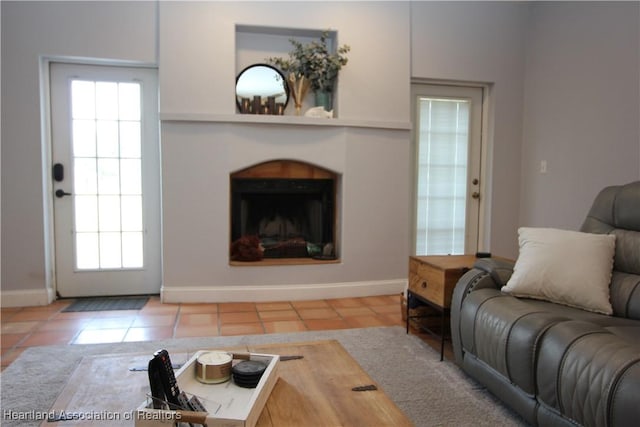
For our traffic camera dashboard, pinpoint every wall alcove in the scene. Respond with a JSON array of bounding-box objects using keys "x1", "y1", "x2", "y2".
[
  {"x1": 229, "y1": 160, "x2": 340, "y2": 266},
  {"x1": 235, "y1": 25, "x2": 340, "y2": 117}
]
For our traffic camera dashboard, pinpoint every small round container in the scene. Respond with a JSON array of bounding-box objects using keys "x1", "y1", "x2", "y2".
[{"x1": 195, "y1": 351, "x2": 233, "y2": 384}]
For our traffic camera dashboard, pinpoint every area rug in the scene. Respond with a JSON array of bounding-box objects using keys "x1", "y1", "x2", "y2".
[
  {"x1": 0, "y1": 326, "x2": 526, "y2": 426},
  {"x1": 61, "y1": 296, "x2": 149, "y2": 312}
]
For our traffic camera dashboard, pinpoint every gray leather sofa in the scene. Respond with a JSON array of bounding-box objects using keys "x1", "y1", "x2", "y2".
[{"x1": 451, "y1": 181, "x2": 640, "y2": 427}]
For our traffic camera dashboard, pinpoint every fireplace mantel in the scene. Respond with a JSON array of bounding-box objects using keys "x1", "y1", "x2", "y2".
[{"x1": 160, "y1": 113, "x2": 411, "y2": 131}]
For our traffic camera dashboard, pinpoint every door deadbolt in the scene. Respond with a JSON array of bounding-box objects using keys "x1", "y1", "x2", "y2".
[{"x1": 53, "y1": 163, "x2": 64, "y2": 182}]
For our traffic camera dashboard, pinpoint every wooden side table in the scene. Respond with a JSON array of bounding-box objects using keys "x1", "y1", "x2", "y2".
[{"x1": 406, "y1": 255, "x2": 477, "y2": 360}]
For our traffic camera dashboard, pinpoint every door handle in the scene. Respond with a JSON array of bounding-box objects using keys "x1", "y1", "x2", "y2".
[
  {"x1": 55, "y1": 189, "x2": 72, "y2": 198},
  {"x1": 471, "y1": 191, "x2": 480, "y2": 200}
]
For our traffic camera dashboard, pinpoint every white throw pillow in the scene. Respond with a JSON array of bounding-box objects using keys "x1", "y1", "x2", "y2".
[{"x1": 502, "y1": 227, "x2": 616, "y2": 315}]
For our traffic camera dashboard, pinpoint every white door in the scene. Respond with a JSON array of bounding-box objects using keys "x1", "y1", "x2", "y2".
[
  {"x1": 50, "y1": 63, "x2": 161, "y2": 297},
  {"x1": 412, "y1": 83, "x2": 484, "y2": 255}
]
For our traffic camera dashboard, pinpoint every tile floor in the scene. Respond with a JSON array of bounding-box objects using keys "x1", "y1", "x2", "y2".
[{"x1": 1, "y1": 294, "x2": 447, "y2": 372}]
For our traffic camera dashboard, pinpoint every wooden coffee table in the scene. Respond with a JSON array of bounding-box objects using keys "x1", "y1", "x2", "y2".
[{"x1": 45, "y1": 340, "x2": 412, "y2": 427}]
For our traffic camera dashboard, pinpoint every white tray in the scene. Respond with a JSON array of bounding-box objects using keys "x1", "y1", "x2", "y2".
[{"x1": 135, "y1": 351, "x2": 279, "y2": 427}]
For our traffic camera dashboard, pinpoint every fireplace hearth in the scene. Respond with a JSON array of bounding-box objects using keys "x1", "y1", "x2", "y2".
[{"x1": 230, "y1": 161, "x2": 338, "y2": 262}]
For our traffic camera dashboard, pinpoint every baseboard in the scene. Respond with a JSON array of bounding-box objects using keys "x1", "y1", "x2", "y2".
[
  {"x1": 0, "y1": 287, "x2": 56, "y2": 307},
  {"x1": 161, "y1": 279, "x2": 407, "y2": 303}
]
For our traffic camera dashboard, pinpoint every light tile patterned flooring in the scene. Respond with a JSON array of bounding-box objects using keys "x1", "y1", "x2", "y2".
[{"x1": 1, "y1": 294, "x2": 448, "y2": 372}]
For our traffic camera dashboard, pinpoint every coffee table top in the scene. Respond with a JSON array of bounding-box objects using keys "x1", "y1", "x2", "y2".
[{"x1": 44, "y1": 339, "x2": 413, "y2": 427}]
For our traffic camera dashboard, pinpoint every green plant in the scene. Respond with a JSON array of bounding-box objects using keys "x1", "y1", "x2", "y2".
[{"x1": 266, "y1": 31, "x2": 350, "y2": 93}]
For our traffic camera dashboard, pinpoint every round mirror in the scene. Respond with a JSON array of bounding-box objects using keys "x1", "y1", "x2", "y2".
[{"x1": 236, "y1": 64, "x2": 289, "y2": 114}]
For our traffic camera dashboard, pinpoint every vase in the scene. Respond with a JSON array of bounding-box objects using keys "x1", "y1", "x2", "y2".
[
  {"x1": 287, "y1": 74, "x2": 311, "y2": 115},
  {"x1": 314, "y1": 90, "x2": 333, "y2": 112}
]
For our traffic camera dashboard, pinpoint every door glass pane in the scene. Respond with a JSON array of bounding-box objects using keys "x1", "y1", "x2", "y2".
[
  {"x1": 100, "y1": 232, "x2": 122, "y2": 268},
  {"x1": 120, "y1": 159, "x2": 141, "y2": 194},
  {"x1": 96, "y1": 120, "x2": 119, "y2": 157},
  {"x1": 120, "y1": 121, "x2": 141, "y2": 158},
  {"x1": 97, "y1": 158, "x2": 120, "y2": 194},
  {"x1": 122, "y1": 232, "x2": 143, "y2": 268},
  {"x1": 98, "y1": 195, "x2": 121, "y2": 231},
  {"x1": 95, "y1": 82, "x2": 118, "y2": 120},
  {"x1": 118, "y1": 83, "x2": 141, "y2": 120},
  {"x1": 70, "y1": 79, "x2": 144, "y2": 270},
  {"x1": 76, "y1": 233, "x2": 99, "y2": 269},
  {"x1": 74, "y1": 196, "x2": 98, "y2": 232},
  {"x1": 415, "y1": 97, "x2": 470, "y2": 255},
  {"x1": 72, "y1": 120, "x2": 96, "y2": 157},
  {"x1": 74, "y1": 158, "x2": 97, "y2": 194},
  {"x1": 121, "y1": 196, "x2": 143, "y2": 231},
  {"x1": 71, "y1": 81, "x2": 95, "y2": 119}
]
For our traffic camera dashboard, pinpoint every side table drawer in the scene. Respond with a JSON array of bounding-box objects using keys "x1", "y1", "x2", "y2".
[{"x1": 409, "y1": 263, "x2": 447, "y2": 307}]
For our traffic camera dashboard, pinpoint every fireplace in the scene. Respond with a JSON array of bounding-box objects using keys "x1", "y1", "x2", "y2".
[{"x1": 230, "y1": 160, "x2": 338, "y2": 262}]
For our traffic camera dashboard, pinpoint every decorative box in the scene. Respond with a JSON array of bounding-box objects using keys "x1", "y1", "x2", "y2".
[{"x1": 135, "y1": 351, "x2": 279, "y2": 427}]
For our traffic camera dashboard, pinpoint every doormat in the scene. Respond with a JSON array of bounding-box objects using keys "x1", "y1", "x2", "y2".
[{"x1": 62, "y1": 296, "x2": 149, "y2": 312}]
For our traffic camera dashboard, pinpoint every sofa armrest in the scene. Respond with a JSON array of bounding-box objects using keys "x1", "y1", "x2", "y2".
[
  {"x1": 450, "y1": 258, "x2": 515, "y2": 364},
  {"x1": 473, "y1": 258, "x2": 515, "y2": 287}
]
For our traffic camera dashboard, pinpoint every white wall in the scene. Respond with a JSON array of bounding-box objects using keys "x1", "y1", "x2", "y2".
[
  {"x1": 410, "y1": 1, "x2": 640, "y2": 255},
  {"x1": 159, "y1": 1, "x2": 411, "y2": 122},
  {"x1": 158, "y1": 1, "x2": 412, "y2": 300},
  {"x1": 160, "y1": 123, "x2": 411, "y2": 301},
  {"x1": 520, "y1": 2, "x2": 640, "y2": 229},
  {"x1": 2, "y1": 1, "x2": 638, "y2": 305},
  {"x1": 410, "y1": 1, "x2": 529, "y2": 258},
  {"x1": 1, "y1": 0, "x2": 413, "y2": 304},
  {"x1": 1, "y1": 1, "x2": 157, "y2": 303}
]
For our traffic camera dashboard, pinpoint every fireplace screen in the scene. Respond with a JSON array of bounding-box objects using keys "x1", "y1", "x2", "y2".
[{"x1": 230, "y1": 178, "x2": 335, "y2": 260}]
